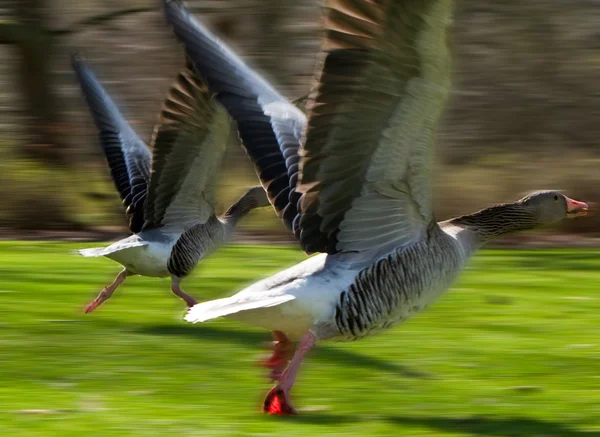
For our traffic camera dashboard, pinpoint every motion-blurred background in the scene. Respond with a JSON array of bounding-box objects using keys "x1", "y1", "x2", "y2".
[
  {"x1": 1, "y1": 0, "x2": 599, "y2": 240},
  {"x1": 2, "y1": 2, "x2": 600, "y2": 435}
]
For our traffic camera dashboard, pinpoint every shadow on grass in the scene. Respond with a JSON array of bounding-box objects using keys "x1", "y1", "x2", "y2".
[
  {"x1": 137, "y1": 324, "x2": 432, "y2": 379},
  {"x1": 386, "y1": 415, "x2": 598, "y2": 437},
  {"x1": 268, "y1": 412, "x2": 359, "y2": 425}
]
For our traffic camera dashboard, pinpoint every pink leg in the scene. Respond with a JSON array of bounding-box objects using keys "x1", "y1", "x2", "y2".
[
  {"x1": 263, "y1": 331, "x2": 318, "y2": 415},
  {"x1": 84, "y1": 270, "x2": 127, "y2": 313},
  {"x1": 264, "y1": 331, "x2": 294, "y2": 382},
  {"x1": 171, "y1": 277, "x2": 197, "y2": 308}
]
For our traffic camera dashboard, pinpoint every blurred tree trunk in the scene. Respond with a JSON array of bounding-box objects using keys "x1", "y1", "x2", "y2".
[{"x1": 0, "y1": 0, "x2": 69, "y2": 166}]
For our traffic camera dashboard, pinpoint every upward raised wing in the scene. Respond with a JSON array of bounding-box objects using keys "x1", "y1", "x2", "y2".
[
  {"x1": 298, "y1": 0, "x2": 453, "y2": 254},
  {"x1": 143, "y1": 65, "x2": 230, "y2": 231},
  {"x1": 72, "y1": 55, "x2": 151, "y2": 233},
  {"x1": 164, "y1": 0, "x2": 306, "y2": 230}
]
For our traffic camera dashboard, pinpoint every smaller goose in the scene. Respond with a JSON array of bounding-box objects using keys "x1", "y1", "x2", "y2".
[
  {"x1": 72, "y1": 55, "x2": 269, "y2": 313},
  {"x1": 166, "y1": 0, "x2": 589, "y2": 415}
]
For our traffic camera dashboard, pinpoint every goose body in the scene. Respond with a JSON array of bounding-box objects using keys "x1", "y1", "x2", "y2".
[
  {"x1": 80, "y1": 218, "x2": 228, "y2": 278},
  {"x1": 193, "y1": 223, "x2": 470, "y2": 341},
  {"x1": 97, "y1": 235, "x2": 172, "y2": 279},
  {"x1": 165, "y1": 0, "x2": 588, "y2": 414},
  {"x1": 73, "y1": 55, "x2": 268, "y2": 312}
]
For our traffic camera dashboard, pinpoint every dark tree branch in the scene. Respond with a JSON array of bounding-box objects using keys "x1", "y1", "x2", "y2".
[
  {"x1": 1, "y1": 7, "x2": 156, "y2": 44},
  {"x1": 0, "y1": 21, "x2": 25, "y2": 44},
  {"x1": 51, "y1": 7, "x2": 155, "y2": 37}
]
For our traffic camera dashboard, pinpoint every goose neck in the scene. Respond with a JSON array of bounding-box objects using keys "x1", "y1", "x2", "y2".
[
  {"x1": 449, "y1": 202, "x2": 537, "y2": 243},
  {"x1": 222, "y1": 186, "x2": 269, "y2": 228}
]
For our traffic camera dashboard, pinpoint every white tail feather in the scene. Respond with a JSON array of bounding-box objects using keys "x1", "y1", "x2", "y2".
[
  {"x1": 185, "y1": 294, "x2": 296, "y2": 323},
  {"x1": 78, "y1": 237, "x2": 148, "y2": 258},
  {"x1": 78, "y1": 247, "x2": 109, "y2": 257}
]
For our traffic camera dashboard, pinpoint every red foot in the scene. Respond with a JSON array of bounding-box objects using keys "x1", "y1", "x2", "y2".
[
  {"x1": 84, "y1": 289, "x2": 110, "y2": 313},
  {"x1": 264, "y1": 351, "x2": 293, "y2": 382},
  {"x1": 262, "y1": 332, "x2": 293, "y2": 381},
  {"x1": 263, "y1": 387, "x2": 296, "y2": 415},
  {"x1": 84, "y1": 299, "x2": 101, "y2": 314}
]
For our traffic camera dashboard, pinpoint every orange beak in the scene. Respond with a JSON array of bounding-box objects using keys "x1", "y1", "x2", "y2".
[{"x1": 566, "y1": 197, "x2": 589, "y2": 218}]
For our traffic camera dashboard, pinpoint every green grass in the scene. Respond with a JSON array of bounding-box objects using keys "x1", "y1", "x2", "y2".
[{"x1": 1, "y1": 242, "x2": 600, "y2": 436}]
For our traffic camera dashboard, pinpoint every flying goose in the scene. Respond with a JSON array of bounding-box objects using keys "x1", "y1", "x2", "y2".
[
  {"x1": 72, "y1": 55, "x2": 269, "y2": 313},
  {"x1": 164, "y1": 0, "x2": 589, "y2": 414}
]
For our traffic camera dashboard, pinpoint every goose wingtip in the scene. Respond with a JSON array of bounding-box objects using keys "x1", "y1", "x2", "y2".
[
  {"x1": 164, "y1": 0, "x2": 184, "y2": 10},
  {"x1": 163, "y1": 0, "x2": 185, "y2": 24},
  {"x1": 70, "y1": 52, "x2": 84, "y2": 69}
]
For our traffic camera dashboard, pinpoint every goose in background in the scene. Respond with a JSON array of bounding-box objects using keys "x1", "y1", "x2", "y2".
[
  {"x1": 165, "y1": 0, "x2": 589, "y2": 414},
  {"x1": 72, "y1": 55, "x2": 269, "y2": 313}
]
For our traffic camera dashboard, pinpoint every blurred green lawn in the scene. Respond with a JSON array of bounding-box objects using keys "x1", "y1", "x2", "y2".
[{"x1": 1, "y1": 242, "x2": 600, "y2": 436}]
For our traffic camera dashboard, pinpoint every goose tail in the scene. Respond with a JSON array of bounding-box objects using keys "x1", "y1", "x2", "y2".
[
  {"x1": 78, "y1": 236, "x2": 148, "y2": 258},
  {"x1": 78, "y1": 247, "x2": 110, "y2": 257},
  {"x1": 185, "y1": 294, "x2": 295, "y2": 323}
]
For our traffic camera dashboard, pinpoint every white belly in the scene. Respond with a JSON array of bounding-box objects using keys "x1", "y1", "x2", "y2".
[
  {"x1": 226, "y1": 254, "x2": 360, "y2": 340},
  {"x1": 229, "y1": 298, "x2": 325, "y2": 340},
  {"x1": 106, "y1": 241, "x2": 174, "y2": 278}
]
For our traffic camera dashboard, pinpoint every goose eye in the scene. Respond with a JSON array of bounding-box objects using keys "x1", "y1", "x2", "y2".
[{"x1": 554, "y1": 195, "x2": 559, "y2": 201}]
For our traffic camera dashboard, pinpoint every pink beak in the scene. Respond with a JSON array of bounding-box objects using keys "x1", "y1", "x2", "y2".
[{"x1": 565, "y1": 196, "x2": 589, "y2": 218}]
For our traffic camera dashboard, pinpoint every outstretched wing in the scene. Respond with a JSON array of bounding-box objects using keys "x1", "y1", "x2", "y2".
[
  {"x1": 72, "y1": 55, "x2": 151, "y2": 233},
  {"x1": 164, "y1": 0, "x2": 305, "y2": 230},
  {"x1": 143, "y1": 65, "x2": 230, "y2": 231},
  {"x1": 297, "y1": 0, "x2": 453, "y2": 254}
]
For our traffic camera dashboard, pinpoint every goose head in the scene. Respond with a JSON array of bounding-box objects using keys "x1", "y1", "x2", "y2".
[{"x1": 519, "y1": 191, "x2": 588, "y2": 224}]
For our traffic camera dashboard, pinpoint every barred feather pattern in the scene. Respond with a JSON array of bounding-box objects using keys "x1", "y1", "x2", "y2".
[
  {"x1": 334, "y1": 223, "x2": 463, "y2": 340},
  {"x1": 448, "y1": 203, "x2": 538, "y2": 243},
  {"x1": 167, "y1": 216, "x2": 225, "y2": 278}
]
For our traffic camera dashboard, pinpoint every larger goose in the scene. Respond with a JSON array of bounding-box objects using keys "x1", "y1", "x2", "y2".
[
  {"x1": 72, "y1": 55, "x2": 269, "y2": 313},
  {"x1": 165, "y1": 0, "x2": 589, "y2": 414}
]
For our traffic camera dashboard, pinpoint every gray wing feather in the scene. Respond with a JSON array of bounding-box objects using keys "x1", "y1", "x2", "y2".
[
  {"x1": 298, "y1": 0, "x2": 453, "y2": 254},
  {"x1": 164, "y1": 0, "x2": 305, "y2": 230},
  {"x1": 71, "y1": 54, "x2": 151, "y2": 233},
  {"x1": 143, "y1": 67, "x2": 230, "y2": 230}
]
